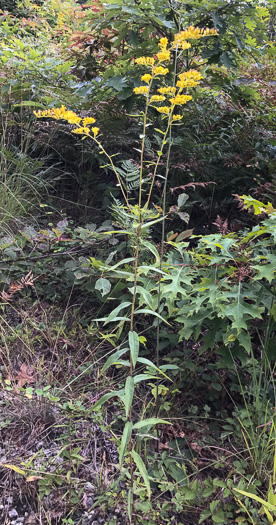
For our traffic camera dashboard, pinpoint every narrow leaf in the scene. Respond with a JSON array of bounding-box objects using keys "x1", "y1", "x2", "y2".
[
  {"x1": 234, "y1": 489, "x2": 276, "y2": 511},
  {"x1": 131, "y1": 450, "x2": 151, "y2": 499},
  {"x1": 3, "y1": 464, "x2": 25, "y2": 476},
  {"x1": 103, "y1": 301, "x2": 131, "y2": 325},
  {"x1": 119, "y1": 421, "x2": 133, "y2": 468},
  {"x1": 125, "y1": 376, "x2": 134, "y2": 417},
  {"x1": 133, "y1": 418, "x2": 169, "y2": 430},
  {"x1": 92, "y1": 389, "x2": 124, "y2": 410},
  {"x1": 100, "y1": 347, "x2": 128, "y2": 375},
  {"x1": 129, "y1": 331, "x2": 139, "y2": 369}
]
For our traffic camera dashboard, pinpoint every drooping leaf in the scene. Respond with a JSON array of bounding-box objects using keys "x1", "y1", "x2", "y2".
[{"x1": 100, "y1": 347, "x2": 129, "y2": 375}]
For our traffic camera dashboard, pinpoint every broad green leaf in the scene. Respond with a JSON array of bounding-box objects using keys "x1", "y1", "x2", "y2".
[
  {"x1": 129, "y1": 331, "x2": 139, "y2": 369},
  {"x1": 119, "y1": 421, "x2": 133, "y2": 468},
  {"x1": 131, "y1": 450, "x2": 151, "y2": 499},
  {"x1": 125, "y1": 376, "x2": 134, "y2": 417},
  {"x1": 100, "y1": 347, "x2": 128, "y2": 375},
  {"x1": 95, "y1": 278, "x2": 111, "y2": 297},
  {"x1": 177, "y1": 193, "x2": 189, "y2": 209},
  {"x1": 176, "y1": 229, "x2": 193, "y2": 241}
]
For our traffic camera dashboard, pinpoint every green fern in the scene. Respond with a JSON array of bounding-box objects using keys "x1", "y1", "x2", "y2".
[{"x1": 115, "y1": 160, "x2": 140, "y2": 191}]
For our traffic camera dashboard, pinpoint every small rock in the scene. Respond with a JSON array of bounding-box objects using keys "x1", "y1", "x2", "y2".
[
  {"x1": 15, "y1": 518, "x2": 25, "y2": 523},
  {"x1": 9, "y1": 509, "x2": 18, "y2": 519},
  {"x1": 85, "y1": 482, "x2": 95, "y2": 491}
]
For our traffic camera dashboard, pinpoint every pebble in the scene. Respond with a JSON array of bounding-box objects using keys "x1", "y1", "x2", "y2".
[{"x1": 9, "y1": 509, "x2": 18, "y2": 518}]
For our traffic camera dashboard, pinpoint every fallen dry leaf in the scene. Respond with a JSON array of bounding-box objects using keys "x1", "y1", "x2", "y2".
[
  {"x1": 26, "y1": 476, "x2": 43, "y2": 482},
  {"x1": 15, "y1": 363, "x2": 36, "y2": 388}
]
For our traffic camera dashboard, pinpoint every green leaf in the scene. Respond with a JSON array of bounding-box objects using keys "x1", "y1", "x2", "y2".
[
  {"x1": 177, "y1": 193, "x2": 189, "y2": 209},
  {"x1": 133, "y1": 418, "x2": 169, "y2": 430},
  {"x1": 199, "y1": 510, "x2": 212, "y2": 524},
  {"x1": 137, "y1": 357, "x2": 172, "y2": 381},
  {"x1": 213, "y1": 508, "x2": 225, "y2": 523},
  {"x1": 100, "y1": 347, "x2": 129, "y2": 375},
  {"x1": 135, "y1": 308, "x2": 170, "y2": 325},
  {"x1": 233, "y1": 489, "x2": 276, "y2": 511},
  {"x1": 176, "y1": 229, "x2": 193, "y2": 241},
  {"x1": 119, "y1": 421, "x2": 133, "y2": 468},
  {"x1": 131, "y1": 450, "x2": 151, "y2": 499},
  {"x1": 221, "y1": 51, "x2": 235, "y2": 70},
  {"x1": 95, "y1": 278, "x2": 111, "y2": 297},
  {"x1": 129, "y1": 331, "x2": 139, "y2": 369},
  {"x1": 92, "y1": 389, "x2": 124, "y2": 410},
  {"x1": 103, "y1": 301, "x2": 131, "y2": 325},
  {"x1": 125, "y1": 376, "x2": 134, "y2": 417},
  {"x1": 127, "y1": 487, "x2": 133, "y2": 523},
  {"x1": 106, "y1": 75, "x2": 127, "y2": 92}
]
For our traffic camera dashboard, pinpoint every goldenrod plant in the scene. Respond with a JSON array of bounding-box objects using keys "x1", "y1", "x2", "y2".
[{"x1": 34, "y1": 25, "x2": 218, "y2": 523}]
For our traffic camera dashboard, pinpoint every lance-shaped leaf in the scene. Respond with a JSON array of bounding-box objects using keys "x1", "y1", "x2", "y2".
[
  {"x1": 131, "y1": 450, "x2": 151, "y2": 499},
  {"x1": 119, "y1": 421, "x2": 133, "y2": 468},
  {"x1": 3, "y1": 464, "x2": 26, "y2": 476},
  {"x1": 96, "y1": 301, "x2": 131, "y2": 325},
  {"x1": 92, "y1": 388, "x2": 125, "y2": 410},
  {"x1": 129, "y1": 331, "x2": 139, "y2": 369},
  {"x1": 100, "y1": 347, "x2": 129, "y2": 375},
  {"x1": 133, "y1": 418, "x2": 169, "y2": 431},
  {"x1": 125, "y1": 376, "x2": 134, "y2": 417}
]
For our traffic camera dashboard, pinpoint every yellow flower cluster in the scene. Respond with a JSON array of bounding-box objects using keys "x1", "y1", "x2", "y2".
[
  {"x1": 169, "y1": 94, "x2": 192, "y2": 105},
  {"x1": 150, "y1": 95, "x2": 165, "y2": 102},
  {"x1": 158, "y1": 86, "x2": 176, "y2": 94},
  {"x1": 72, "y1": 127, "x2": 89, "y2": 135},
  {"x1": 174, "y1": 26, "x2": 218, "y2": 44},
  {"x1": 157, "y1": 107, "x2": 170, "y2": 114},
  {"x1": 33, "y1": 107, "x2": 100, "y2": 138},
  {"x1": 133, "y1": 86, "x2": 149, "y2": 95},
  {"x1": 141, "y1": 74, "x2": 152, "y2": 84},
  {"x1": 91, "y1": 127, "x2": 99, "y2": 137},
  {"x1": 34, "y1": 106, "x2": 82, "y2": 125},
  {"x1": 179, "y1": 70, "x2": 203, "y2": 81},
  {"x1": 135, "y1": 56, "x2": 155, "y2": 66},
  {"x1": 177, "y1": 79, "x2": 199, "y2": 89},
  {"x1": 159, "y1": 37, "x2": 168, "y2": 49},
  {"x1": 83, "y1": 117, "x2": 96, "y2": 126},
  {"x1": 172, "y1": 114, "x2": 183, "y2": 121},
  {"x1": 172, "y1": 26, "x2": 217, "y2": 50},
  {"x1": 152, "y1": 66, "x2": 169, "y2": 76},
  {"x1": 57, "y1": 11, "x2": 65, "y2": 28},
  {"x1": 156, "y1": 51, "x2": 170, "y2": 62}
]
